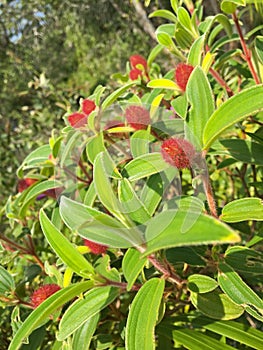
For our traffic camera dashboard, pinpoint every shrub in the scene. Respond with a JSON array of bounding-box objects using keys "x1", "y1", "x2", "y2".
[{"x1": 1, "y1": 1, "x2": 263, "y2": 349}]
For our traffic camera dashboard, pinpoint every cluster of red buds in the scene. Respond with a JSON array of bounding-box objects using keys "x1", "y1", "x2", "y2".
[
  {"x1": 125, "y1": 105, "x2": 151, "y2": 130},
  {"x1": 129, "y1": 54, "x2": 149, "y2": 81},
  {"x1": 175, "y1": 63, "x2": 194, "y2": 92},
  {"x1": 68, "y1": 99, "x2": 96, "y2": 128},
  {"x1": 31, "y1": 284, "x2": 61, "y2": 308},
  {"x1": 83, "y1": 239, "x2": 108, "y2": 255},
  {"x1": 161, "y1": 138, "x2": 196, "y2": 169}
]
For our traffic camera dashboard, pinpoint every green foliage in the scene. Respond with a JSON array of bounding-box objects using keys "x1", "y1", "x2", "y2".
[{"x1": 1, "y1": 0, "x2": 263, "y2": 349}]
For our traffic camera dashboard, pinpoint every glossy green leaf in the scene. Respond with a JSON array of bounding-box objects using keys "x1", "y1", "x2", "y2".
[
  {"x1": 166, "y1": 247, "x2": 206, "y2": 266},
  {"x1": 57, "y1": 286, "x2": 119, "y2": 340},
  {"x1": 203, "y1": 85, "x2": 263, "y2": 150},
  {"x1": 177, "y1": 7, "x2": 194, "y2": 35},
  {"x1": 255, "y1": 36, "x2": 263, "y2": 64},
  {"x1": 123, "y1": 153, "x2": 170, "y2": 181},
  {"x1": 171, "y1": 95, "x2": 188, "y2": 119},
  {"x1": 60, "y1": 196, "x2": 144, "y2": 248},
  {"x1": 19, "y1": 180, "x2": 63, "y2": 217},
  {"x1": 0, "y1": 266, "x2": 15, "y2": 294},
  {"x1": 140, "y1": 168, "x2": 177, "y2": 216},
  {"x1": 147, "y1": 79, "x2": 180, "y2": 90},
  {"x1": 188, "y1": 35, "x2": 205, "y2": 65},
  {"x1": 102, "y1": 82, "x2": 134, "y2": 110},
  {"x1": 190, "y1": 289, "x2": 244, "y2": 320},
  {"x1": 147, "y1": 44, "x2": 164, "y2": 67},
  {"x1": 39, "y1": 209, "x2": 95, "y2": 278},
  {"x1": 72, "y1": 313, "x2": 100, "y2": 350},
  {"x1": 201, "y1": 319, "x2": 263, "y2": 350},
  {"x1": 126, "y1": 278, "x2": 165, "y2": 350},
  {"x1": 188, "y1": 274, "x2": 218, "y2": 293},
  {"x1": 122, "y1": 248, "x2": 147, "y2": 291},
  {"x1": 225, "y1": 246, "x2": 263, "y2": 275},
  {"x1": 172, "y1": 328, "x2": 234, "y2": 350},
  {"x1": 143, "y1": 210, "x2": 240, "y2": 256},
  {"x1": 156, "y1": 32, "x2": 175, "y2": 50},
  {"x1": 221, "y1": 0, "x2": 245, "y2": 14},
  {"x1": 130, "y1": 129, "x2": 155, "y2": 158},
  {"x1": 94, "y1": 255, "x2": 120, "y2": 282},
  {"x1": 83, "y1": 181, "x2": 96, "y2": 206},
  {"x1": 149, "y1": 9, "x2": 177, "y2": 23},
  {"x1": 86, "y1": 132, "x2": 106, "y2": 164},
  {"x1": 186, "y1": 66, "x2": 214, "y2": 147},
  {"x1": 93, "y1": 152, "x2": 128, "y2": 226},
  {"x1": 60, "y1": 130, "x2": 82, "y2": 167},
  {"x1": 218, "y1": 263, "x2": 263, "y2": 313},
  {"x1": 220, "y1": 139, "x2": 263, "y2": 165},
  {"x1": 8, "y1": 281, "x2": 93, "y2": 350},
  {"x1": 118, "y1": 178, "x2": 151, "y2": 224},
  {"x1": 220, "y1": 198, "x2": 263, "y2": 222},
  {"x1": 17, "y1": 144, "x2": 51, "y2": 173}
]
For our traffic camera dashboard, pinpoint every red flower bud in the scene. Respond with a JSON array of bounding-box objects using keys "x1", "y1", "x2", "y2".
[
  {"x1": 175, "y1": 63, "x2": 194, "y2": 92},
  {"x1": 31, "y1": 284, "x2": 61, "y2": 308},
  {"x1": 82, "y1": 99, "x2": 96, "y2": 115},
  {"x1": 18, "y1": 178, "x2": 37, "y2": 193},
  {"x1": 84, "y1": 239, "x2": 108, "y2": 255},
  {"x1": 129, "y1": 54, "x2": 148, "y2": 71},
  {"x1": 161, "y1": 138, "x2": 196, "y2": 169},
  {"x1": 68, "y1": 112, "x2": 87, "y2": 128},
  {"x1": 129, "y1": 68, "x2": 143, "y2": 81},
  {"x1": 125, "y1": 105, "x2": 151, "y2": 130}
]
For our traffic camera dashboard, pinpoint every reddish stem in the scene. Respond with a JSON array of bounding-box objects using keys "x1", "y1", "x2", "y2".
[
  {"x1": 209, "y1": 67, "x2": 234, "y2": 97},
  {"x1": 232, "y1": 12, "x2": 261, "y2": 85}
]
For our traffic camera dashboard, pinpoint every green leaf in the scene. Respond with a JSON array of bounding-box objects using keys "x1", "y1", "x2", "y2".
[
  {"x1": 94, "y1": 255, "x2": 120, "y2": 282},
  {"x1": 126, "y1": 278, "x2": 165, "y2": 350},
  {"x1": 200, "y1": 319, "x2": 263, "y2": 350},
  {"x1": 86, "y1": 132, "x2": 106, "y2": 164},
  {"x1": 166, "y1": 247, "x2": 206, "y2": 266},
  {"x1": 60, "y1": 196, "x2": 144, "y2": 248},
  {"x1": 220, "y1": 198, "x2": 263, "y2": 222},
  {"x1": 218, "y1": 263, "x2": 263, "y2": 313},
  {"x1": 122, "y1": 248, "x2": 147, "y2": 291},
  {"x1": 186, "y1": 66, "x2": 214, "y2": 147},
  {"x1": 149, "y1": 10, "x2": 177, "y2": 23},
  {"x1": 118, "y1": 178, "x2": 151, "y2": 225},
  {"x1": 0, "y1": 266, "x2": 15, "y2": 294},
  {"x1": 203, "y1": 85, "x2": 263, "y2": 150},
  {"x1": 188, "y1": 274, "x2": 218, "y2": 293},
  {"x1": 255, "y1": 36, "x2": 263, "y2": 64},
  {"x1": 172, "y1": 328, "x2": 234, "y2": 350},
  {"x1": 140, "y1": 168, "x2": 177, "y2": 216},
  {"x1": 225, "y1": 246, "x2": 263, "y2": 275},
  {"x1": 147, "y1": 44, "x2": 164, "y2": 67},
  {"x1": 130, "y1": 129, "x2": 155, "y2": 158},
  {"x1": 72, "y1": 313, "x2": 100, "y2": 350},
  {"x1": 190, "y1": 289, "x2": 244, "y2": 320},
  {"x1": 156, "y1": 32, "x2": 175, "y2": 50},
  {"x1": 123, "y1": 153, "x2": 170, "y2": 181},
  {"x1": 60, "y1": 130, "x2": 82, "y2": 168},
  {"x1": 177, "y1": 7, "x2": 195, "y2": 36},
  {"x1": 221, "y1": 0, "x2": 245, "y2": 14},
  {"x1": 39, "y1": 209, "x2": 95, "y2": 278},
  {"x1": 171, "y1": 95, "x2": 188, "y2": 119},
  {"x1": 143, "y1": 210, "x2": 240, "y2": 256},
  {"x1": 93, "y1": 152, "x2": 128, "y2": 225},
  {"x1": 102, "y1": 82, "x2": 135, "y2": 110},
  {"x1": 147, "y1": 79, "x2": 180, "y2": 90},
  {"x1": 57, "y1": 286, "x2": 119, "y2": 340},
  {"x1": 188, "y1": 35, "x2": 205, "y2": 66},
  {"x1": 19, "y1": 180, "x2": 63, "y2": 217},
  {"x1": 220, "y1": 139, "x2": 263, "y2": 165},
  {"x1": 8, "y1": 281, "x2": 93, "y2": 350},
  {"x1": 17, "y1": 144, "x2": 51, "y2": 173}
]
